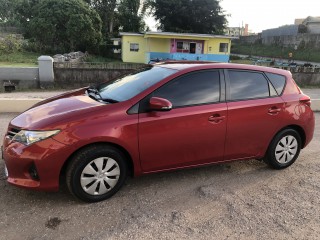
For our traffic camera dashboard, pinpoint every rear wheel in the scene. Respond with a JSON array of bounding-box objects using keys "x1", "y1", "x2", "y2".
[
  {"x1": 66, "y1": 144, "x2": 128, "y2": 202},
  {"x1": 264, "y1": 129, "x2": 301, "y2": 169}
]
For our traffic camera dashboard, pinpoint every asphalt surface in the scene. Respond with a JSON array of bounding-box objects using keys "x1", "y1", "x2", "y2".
[{"x1": 0, "y1": 112, "x2": 319, "y2": 240}]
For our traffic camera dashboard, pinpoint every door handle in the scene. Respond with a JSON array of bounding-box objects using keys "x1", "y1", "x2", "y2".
[
  {"x1": 268, "y1": 107, "x2": 281, "y2": 115},
  {"x1": 208, "y1": 114, "x2": 225, "y2": 123}
]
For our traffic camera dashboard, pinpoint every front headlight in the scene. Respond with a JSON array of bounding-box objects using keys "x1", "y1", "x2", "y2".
[{"x1": 12, "y1": 130, "x2": 60, "y2": 146}]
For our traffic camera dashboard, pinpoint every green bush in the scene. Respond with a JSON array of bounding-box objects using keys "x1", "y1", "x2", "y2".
[{"x1": 0, "y1": 35, "x2": 23, "y2": 54}]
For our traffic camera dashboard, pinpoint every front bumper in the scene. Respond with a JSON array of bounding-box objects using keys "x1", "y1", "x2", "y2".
[{"x1": 2, "y1": 136, "x2": 70, "y2": 191}]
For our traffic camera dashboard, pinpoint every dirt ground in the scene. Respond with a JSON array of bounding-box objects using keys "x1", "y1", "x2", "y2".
[{"x1": 0, "y1": 112, "x2": 319, "y2": 240}]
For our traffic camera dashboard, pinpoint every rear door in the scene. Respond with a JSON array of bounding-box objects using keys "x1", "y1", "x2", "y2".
[
  {"x1": 138, "y1": 70, "x2": 227, "y2": 172},
  {"x1": 224, "y1": 70, "x2": 285, "y2": 160}
]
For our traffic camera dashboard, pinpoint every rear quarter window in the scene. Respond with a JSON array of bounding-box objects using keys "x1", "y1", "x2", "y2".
[{"x1": 265, "y1": 73, "x2": 286, "y2": 95}]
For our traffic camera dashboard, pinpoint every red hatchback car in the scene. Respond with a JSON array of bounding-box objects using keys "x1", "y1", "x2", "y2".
[{"x1": 2, "y1": 63, "x2": 315, "y2": 202}]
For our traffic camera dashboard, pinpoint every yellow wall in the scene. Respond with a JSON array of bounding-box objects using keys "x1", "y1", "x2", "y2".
[
  {"x1": 146, "y1": 38, "x2": 170, "y2": 53},
  {"x1": 121, "y1": 35, "x2": 146, "y2": 63},
  {"x1": 205, "y1": 38, "x2": 231, "y2": 55}
]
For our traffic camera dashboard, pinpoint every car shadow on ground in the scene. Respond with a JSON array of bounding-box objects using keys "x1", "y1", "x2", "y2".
[{"x1": 0, "y1": 159, "x2": 276, "y2": 205}]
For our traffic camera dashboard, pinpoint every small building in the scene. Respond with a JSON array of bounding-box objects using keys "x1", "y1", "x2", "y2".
[
  {"x1": 303, "y1": 16, "x2": 320, "y2": 34},
  {"x1": 120, "y1": 32, "x2": 235, "y2": 64}
]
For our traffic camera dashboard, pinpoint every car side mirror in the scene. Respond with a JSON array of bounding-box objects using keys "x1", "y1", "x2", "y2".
[{"x1": 149, "y1": 97, "x2": 172, "y2": 111}]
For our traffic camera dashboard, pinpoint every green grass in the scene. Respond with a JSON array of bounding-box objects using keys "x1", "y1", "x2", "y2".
[
  {"x1": 84, "y1": 55, "x2": 122, "y2": 63},
  {"x1": 0, "y1": 51, "x2": 40, "y2": 66},
  {"x1": 229, "y1": 59, "x2": 253, "y2": 65},
  {"x1": 232, "y1": 43, "x2": 320, "y2": 62}
]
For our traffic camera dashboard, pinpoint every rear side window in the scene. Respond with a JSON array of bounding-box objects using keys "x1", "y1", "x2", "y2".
[
  {"x1": 228, "y1": 71, "x2": 269, "y2": 100},
  {"x1": 265, "y1": 73, "x2": 286, "y2": 95},
  {"x1": 153, "y1": 71, "x2": 220, "y2": 108}
]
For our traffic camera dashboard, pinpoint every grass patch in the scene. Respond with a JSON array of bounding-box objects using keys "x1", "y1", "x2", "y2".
[
  {"x1": 230, "y1": 59, "x2": 253, "y2": 65},
  {"x1": 0, "y1": 51, "x2": 40, "y2": 66},
  {"x1": 83, "y1": 55, "x2": 122, "y2": 63},
  {"x1": 232, "y1": 43, "x2": 320, "y2": 62}
]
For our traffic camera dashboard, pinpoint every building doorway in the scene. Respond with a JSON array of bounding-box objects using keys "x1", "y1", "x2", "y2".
[{"x1": 189, "y1": 42, "x2": 196, "y2": 54}]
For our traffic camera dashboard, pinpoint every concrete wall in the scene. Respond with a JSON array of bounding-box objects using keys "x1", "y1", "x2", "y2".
[
  {"x1": 53, "y1": 68, "x2": 135, "y2": 88},
  {"x1": 240, "y1": 33, "x2": 320, "y2": 49},
  {"x1": 0, "y1": 56, "x2": 54, "y2": 91},
  {"x1": 292, "y1": 72, "x2": 320, "y2": 86},
  {"x1": 262, "y1": 33, "x2": 320, "y2": 48},
  {"x1": 0, "y1": 67, "x2": 39, "y2": 90}
]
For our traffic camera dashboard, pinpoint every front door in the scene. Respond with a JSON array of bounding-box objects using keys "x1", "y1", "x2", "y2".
[
  {"x1": 189, "y1": 42, "x2": 196, "y2": 54},
  {"x1": 138, "y1": 70, "x2": 227, "y2": 172}
]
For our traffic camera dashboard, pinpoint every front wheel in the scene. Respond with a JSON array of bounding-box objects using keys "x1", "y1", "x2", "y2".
[
  {"x1": 66, "y1": 144, "x2": 128, "y2": 202},
  {"x1": 264, "y1": 129, "x2": 302, "y2": 169}
]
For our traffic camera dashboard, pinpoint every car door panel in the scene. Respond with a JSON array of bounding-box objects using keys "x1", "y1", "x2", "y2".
[{"x1": 138, "y1": 103, "x2": 227, "y2": 172}]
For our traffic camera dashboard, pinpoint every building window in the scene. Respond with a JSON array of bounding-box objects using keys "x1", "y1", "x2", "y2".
[
  {"x1": 130, "y1": 43, "x2": 139, "y2": 52},
  {"x1": 176, "y1": 41, "x2": 189, "y2": 53},
  {"x1": 219, "y1": 43, "x2": 228, "y2": 53}
]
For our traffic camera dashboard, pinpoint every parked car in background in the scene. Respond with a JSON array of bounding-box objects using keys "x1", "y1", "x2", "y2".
[
  {"x1": 2, "y1": 62, "x2": 315, "y2": 202},
  {"x1": 303, "y1": 63, "x2": 313, "y2": 67}
]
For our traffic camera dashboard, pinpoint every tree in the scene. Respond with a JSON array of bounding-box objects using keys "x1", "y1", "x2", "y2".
[
  {"x1": 0, "y1": 0, "x2": 22, "y2": 26},
  {"x1": 86, "y1": 0, "x2": 118, "y2": 36},
  {"x1": 118, "y1": 0, "x2": 146, "y2": 32},
  {"x1": 26, "y1": 0, "x2": 102, "y2": 52},
  {"x1": 147, "y1": 0, "x2": 227, "y2": 34}
]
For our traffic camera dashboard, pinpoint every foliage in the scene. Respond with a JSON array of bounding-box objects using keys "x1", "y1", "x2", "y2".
[
  {"x1": 146, "y1": 0, "x2": 227, "y2": 34},
  {"x1": 0, "y1": 51, "x2": 39, "y2": 66},
  {"x1": 26, "y1": 0, "x2": 102, "y2": 53},
  {"x1": 0, "y1": 0, "x2": 17, "y2": 24},
  {"x1": 0, "y1": 35, "x2": 23, "y2": 54},
  {"x1": 232, "y1": 42, "x2": 320, "y2": 63},
  {"x1": 86, "y1": 0, "x2": 118, "y2": 37},
  {"x1": 117, "y1": 0, "x2": 146, "y2": 32}
]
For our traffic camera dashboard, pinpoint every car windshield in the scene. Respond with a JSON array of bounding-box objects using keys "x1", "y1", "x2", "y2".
[{"x1": 96, "y1": 66, "x2": 177, "y2": 102}]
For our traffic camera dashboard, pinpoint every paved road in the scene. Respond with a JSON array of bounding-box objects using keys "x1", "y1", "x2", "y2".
[{"x1": 0, "y1": 113, "x2": 319, "y2": 240}]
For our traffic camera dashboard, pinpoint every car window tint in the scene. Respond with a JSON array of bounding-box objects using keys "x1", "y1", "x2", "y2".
[
  {"x1": 265, "y1": 73, "x2": 286, "y2": 95},
  {"x1": 153, "y1": 71, "x2": 220, "y2": 108},
  {"x1": 98, "y1": 66, "x2": 177, "y2": 102},
  {"x1": 269, "y1": 82, "x2": 278, "y2": 97},
  {"x1": 229, "y1": 71, "x2": 269, "y2": 100}
]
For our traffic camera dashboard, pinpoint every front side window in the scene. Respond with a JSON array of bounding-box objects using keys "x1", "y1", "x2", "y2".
[
  {"x1": 229, "y1": 71, "x2": 270, "y2": 101},
  {"x1": 130, "y1": 43, "x2": 139, "y2": 52},
  {"x1": 153, "y1": 71, "x2": 220, "y2": 108}
]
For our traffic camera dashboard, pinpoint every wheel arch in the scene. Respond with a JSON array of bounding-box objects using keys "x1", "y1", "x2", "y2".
[
  {"x1": 269, "y1": 125, "x2": 306, "y2": 151},
  {"x1": 60, "y1": 142, "x2": 135, "y2": 180}
]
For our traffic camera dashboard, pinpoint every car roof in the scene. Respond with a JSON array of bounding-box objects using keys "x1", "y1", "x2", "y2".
[{"x1": 156, "y1": 62, "x2": 292, "y2": 77}]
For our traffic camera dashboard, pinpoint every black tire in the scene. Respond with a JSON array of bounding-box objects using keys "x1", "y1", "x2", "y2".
[
  {"x1": 264, "y1": 129, "x2": 301, "y2": 169},
  {"x1": 66, "y1": 144, "x2": 128, "y2": 202}
]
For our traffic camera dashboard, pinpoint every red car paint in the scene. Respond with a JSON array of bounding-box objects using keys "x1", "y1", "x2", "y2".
[{"x1": 2, "y1": 63, "x2": 315, "y2": 191}]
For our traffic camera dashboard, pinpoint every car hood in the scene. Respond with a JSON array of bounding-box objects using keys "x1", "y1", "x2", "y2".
[{"x1": 11, "y1": 94, "x2": 105, "y2": 130}]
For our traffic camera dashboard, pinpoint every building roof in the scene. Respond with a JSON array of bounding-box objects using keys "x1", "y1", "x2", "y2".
[
  {"x1": 303, "y1": 16, "x2": 320, "y2": 24},
  {"x1": 120, "y1": 31, "x2": 237, "y2": 39}
]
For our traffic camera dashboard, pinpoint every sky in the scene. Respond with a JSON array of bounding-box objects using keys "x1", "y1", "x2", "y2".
[
  {"x1": 146, "y1": 0, "x2": 320, "y2": 34},
  {"x1": 220, "y1": 0, "x2": 320, "y2": 33}
]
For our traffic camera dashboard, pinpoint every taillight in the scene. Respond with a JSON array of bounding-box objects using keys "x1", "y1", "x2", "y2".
[{"x1": 299, "y1": 95, "x2": 311, "y2": 107}]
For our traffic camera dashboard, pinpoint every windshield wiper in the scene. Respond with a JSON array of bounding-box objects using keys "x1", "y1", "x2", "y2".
[
  {"x1": 101, "y1": 98, "x2": 119, "y2": 103},
  {"x1": 87, "y1": 86, "x2": 104, "y2": 101},
  {"x1": 87, "y1": 86, "x2": 119, "y2": 103}
]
